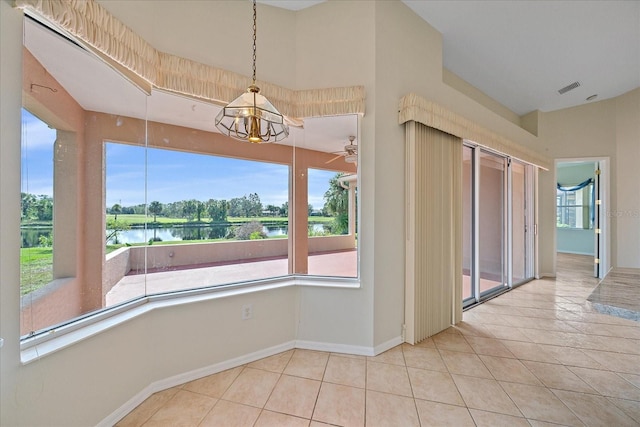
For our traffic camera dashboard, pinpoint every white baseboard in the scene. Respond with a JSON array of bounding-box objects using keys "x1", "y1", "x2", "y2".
[
  {"x1": 98, "y1": 340, "x2": 295, "y2": 427},
  {"x1": 557, "y1": 250, "x2": 595, "y2": 256},
  {"x1": 100, "y1": 335, "x2": 405, "y2": 426},
  {"x1": 295, "y1": 340, "x2": 375, "y2": 356},
  {"x1": 373, "y1": 335, "x2": 404, "y2": 355}
]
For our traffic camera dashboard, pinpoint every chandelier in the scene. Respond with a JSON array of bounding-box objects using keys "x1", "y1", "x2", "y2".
[{"x1": 215, "y1": 0, "x2": 289, "y2": 143}]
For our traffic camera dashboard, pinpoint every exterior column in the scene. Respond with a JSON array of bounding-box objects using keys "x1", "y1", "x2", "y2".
[
  {"x1": 290, "y1": 157, "x2": 308, "y2": 274},
  {"x1": 52, "y1": 130, "x2": 77, "y2": 278}
]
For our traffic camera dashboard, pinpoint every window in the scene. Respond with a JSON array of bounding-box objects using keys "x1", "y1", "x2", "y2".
[
  {"x1": 307, "y1": 169, "x2": 357, "y2": 277},
  {"x1": 20, "y1": 110, "x2": 55, "y2": 297},
  {"x1": 557, "y1": 184, "x2": 593, "y2": 229},
  {"x1": 21, "y1": 17, "x2": 360, "y2": 339}
]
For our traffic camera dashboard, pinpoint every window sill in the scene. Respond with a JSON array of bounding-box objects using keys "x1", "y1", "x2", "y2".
[{"x1": 20, "y1": 275, "x2": 360, "y2": 364}]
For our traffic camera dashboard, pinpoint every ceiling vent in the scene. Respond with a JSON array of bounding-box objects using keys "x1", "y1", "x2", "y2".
[{"x1": 558, "y1": 81, "x2": 581, "y2": 95}]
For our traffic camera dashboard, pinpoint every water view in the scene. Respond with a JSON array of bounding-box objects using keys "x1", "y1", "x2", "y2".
[{"x1": 21, "y1": 223, "x2": 330, "y2": 247}]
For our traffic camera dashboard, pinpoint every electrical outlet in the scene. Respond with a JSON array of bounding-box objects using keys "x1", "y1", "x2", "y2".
[{"x1": 242, "y1": 304, "x2": 253, "y2": 320}]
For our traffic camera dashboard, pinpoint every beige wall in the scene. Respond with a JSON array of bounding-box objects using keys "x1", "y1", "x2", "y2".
[
  {"x1": 537, "y1": 89, "x2": 640, "y2": 271},
  {"x1": 614, "y1": 88, "x2": 640, "y2": 267}
]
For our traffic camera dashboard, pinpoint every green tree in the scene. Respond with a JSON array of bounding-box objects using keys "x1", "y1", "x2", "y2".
[
  {"x1": 148, "y1": 201, "x2": 163, "y2": 222},
  {"x1": 279, "y1": 201, "x2": 288, "y2": 217},
  {"x1": 248, "y1": 193, "x2": 262, "y2": 217},
  {"x1": 106, "y1": 218, "x2": 131, "y2": 244},
  {"x1": 111, "y1": 203, "x2": 122, "y2": 220},
  {"x1": 21, "y1": 192, "x2": 36, "y2": 220},
  {"x1": 207, "y1": 199, "x2": 228, "y2": 222},
  {"x1": 324, "y1": 173, "x2": 349, "y2": 234},
  {"x1": 228, "y1": 197, "x2": 244, "y2": 217},
  {"x1": 195, "y1": 201, "x2": 205, "y2": 222},
  {"x1": 265, "y1": 204, "x2": 279, "y2": 217},
  {"x1": 33, "y1": 195, "x2": 53, "y2": 221},
  {"x1": 182, "y1": 200, "x2": 197, "y2": 220},
  {"x1": 324, "y1": 174, "x2": 348, "y2": 216}
]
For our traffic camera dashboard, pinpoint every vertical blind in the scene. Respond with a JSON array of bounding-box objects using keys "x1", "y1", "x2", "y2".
[{"x1": 405, "y1": 121, "x2": 463, "y2": 344}]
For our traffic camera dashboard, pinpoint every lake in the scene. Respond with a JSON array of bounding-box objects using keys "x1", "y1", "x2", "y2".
[{"x1": 21, "y1": 223, "x2": 330, "y2": 247}]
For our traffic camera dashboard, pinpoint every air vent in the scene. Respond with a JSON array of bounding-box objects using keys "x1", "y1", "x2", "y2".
[{"x1": 558, "y1": 81, "x2": 581, "y2": 95}]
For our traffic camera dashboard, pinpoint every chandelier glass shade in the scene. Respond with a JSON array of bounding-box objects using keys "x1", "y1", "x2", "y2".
[{"x1": 215, "y1": 1, "x2": 289, "y2": 143}]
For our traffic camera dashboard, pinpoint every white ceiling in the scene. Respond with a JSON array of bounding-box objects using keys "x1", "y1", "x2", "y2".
[
  {"x1": 24, "y1": 0, "x2": 639, "y2": 153},
  {"x1": 266, "y1": 0, "x2": 640, "y2": 116},
  {"x1": 403, "y1": 0, "x2": 640, "y2": 115}
]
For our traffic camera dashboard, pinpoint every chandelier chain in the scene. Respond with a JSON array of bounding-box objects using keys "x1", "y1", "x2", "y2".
[{"x1": 252, "y1": 0, "x2": 257, "y2": 84}]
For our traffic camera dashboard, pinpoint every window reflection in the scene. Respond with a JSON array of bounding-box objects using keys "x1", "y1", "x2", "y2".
[{"x1": 307, "y1": 169, "x2": 357, "y2": 277}]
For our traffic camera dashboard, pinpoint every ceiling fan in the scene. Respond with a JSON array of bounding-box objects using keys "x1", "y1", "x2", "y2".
[{"x1": 326, "y1": 135, "x2": 357, "y2": 165}]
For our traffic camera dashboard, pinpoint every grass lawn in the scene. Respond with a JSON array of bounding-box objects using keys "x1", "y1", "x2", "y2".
[
  {"x1": 20, "y1": 247, "x2": 53, "y2": 295},
  {"x1": 21, "y1": 215, "x2": 335, "y2": 295}
]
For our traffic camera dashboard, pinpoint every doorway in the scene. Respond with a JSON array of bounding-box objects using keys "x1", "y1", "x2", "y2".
[
  {"x1": 555, "y1": 158, "x2": 609, "y2": 279},
  {"x1": 463, "y1": 143, "x2": 535, "y2": 308}
]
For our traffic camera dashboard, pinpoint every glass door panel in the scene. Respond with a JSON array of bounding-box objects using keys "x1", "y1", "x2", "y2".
[
  {"x1": 479, "y1": 150, "x2": 506, "y2": 295},
  {"x1": 462, "y1": 145, "x2": 474, "y2": 302},
  {"x1": 512, "y1": 161, "x2": 527, "y2": 284}
]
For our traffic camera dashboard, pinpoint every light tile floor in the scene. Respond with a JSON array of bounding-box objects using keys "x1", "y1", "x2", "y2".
[{"x1": 117, "y1": 254, "x2": 640, "y2": 426}]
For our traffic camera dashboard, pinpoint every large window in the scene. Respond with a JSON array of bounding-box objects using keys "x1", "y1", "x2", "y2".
[
  {"x1": 21, "y1": 17, "x2": 359, "y2": 338},
  {"x1": 20, "y1": 110, "x2": 55, "y2": 297}
]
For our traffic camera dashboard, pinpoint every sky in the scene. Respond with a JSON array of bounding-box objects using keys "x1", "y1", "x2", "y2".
[
  {"x1": 21, "y1": 109, "x2": 337, "y2": 210},
  {"x1": 21, "y1": 109, "x2": 56, "y2": 196}
]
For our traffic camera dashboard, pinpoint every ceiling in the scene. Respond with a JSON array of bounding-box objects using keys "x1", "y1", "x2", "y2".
[
  {"x1": 265, "y1": 0, "x2": 640, "y2": 116},
  {"x1": 403, "y1": 0, "x2": 640, "y2": 115},
  {"x1": 24, "y1": 0, "x2": 639, "y2": 153},
  {"x1": 24, "y1": 17, "x2": 358, "y2": 158}
]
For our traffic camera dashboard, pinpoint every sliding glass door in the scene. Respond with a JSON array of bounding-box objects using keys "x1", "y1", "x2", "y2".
[
  {"x1": 463, "y1": 144, "x2": 534, "y2": 307},
  {"x1": 479, "y1": 150, "x2": 507, "y2": 296},
  {"x1": 462, "y1": 146, "x2": 474, "y2": 301}
]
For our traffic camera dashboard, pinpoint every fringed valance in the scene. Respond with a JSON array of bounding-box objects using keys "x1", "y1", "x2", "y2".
[
  {"x1": 15, "y1": 0, "x2": 365, "y2": 119},
  {"x1": 399, "y1": 93, "x2": 550, "y2": 170}
]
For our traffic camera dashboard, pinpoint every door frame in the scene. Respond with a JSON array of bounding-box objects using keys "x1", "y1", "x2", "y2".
[{"x1": 554, "y1": 157, "x2": 610, "y2": 278}]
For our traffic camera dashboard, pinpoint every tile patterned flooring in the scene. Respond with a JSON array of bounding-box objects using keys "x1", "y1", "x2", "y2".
[{"x1": 117, "y1": 254, "x2": 640, "y2": 426}]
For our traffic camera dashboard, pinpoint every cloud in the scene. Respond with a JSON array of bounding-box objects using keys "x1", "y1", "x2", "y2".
[{"x1": 21, "y1": 109, "x2": 56, "y2": 150}]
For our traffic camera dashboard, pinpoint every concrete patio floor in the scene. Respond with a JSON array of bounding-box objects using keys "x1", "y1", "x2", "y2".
[{"x1": 106, "y1": 249, "x2": 358, "y2": 307}]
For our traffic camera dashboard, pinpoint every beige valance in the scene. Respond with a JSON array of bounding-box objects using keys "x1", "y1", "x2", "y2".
[
  {"x1": 399, "y1": 93, "x2": 550, "y2": 169},
  {"x1": 15, "y1": 0, "x2": 365, "y2": 119}
]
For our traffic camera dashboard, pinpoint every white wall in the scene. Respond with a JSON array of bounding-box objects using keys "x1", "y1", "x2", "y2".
[{"x1": 294, "y1": 1, "x2": 376, "y2": 348}]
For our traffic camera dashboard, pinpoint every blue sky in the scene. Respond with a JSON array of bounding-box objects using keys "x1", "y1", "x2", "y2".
[
  {"x1": 21, "y1": 109, "x2": 56, "y2": 196},
  {"x1": 21, "y1": 109, "x2": 337, "y2": 209}
]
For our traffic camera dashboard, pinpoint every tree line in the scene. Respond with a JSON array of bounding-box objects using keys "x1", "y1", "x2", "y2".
[
  {"x1": 109, "y1": 193, "x2": 289, "y2": 222},
  {"x1": 21, "y1": 193, "x2": 53, "y2": 222},
  {"x1": 108, "y1": 173, "x2": 350, "y2": 227}
]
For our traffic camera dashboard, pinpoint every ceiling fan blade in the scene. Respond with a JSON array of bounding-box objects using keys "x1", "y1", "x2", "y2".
[{"x1": 326, "y1": 154, "x2": 343, "y2": 164}]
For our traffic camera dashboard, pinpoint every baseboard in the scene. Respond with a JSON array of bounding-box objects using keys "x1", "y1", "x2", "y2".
[
  {"x1": 100, "y1": 335, "x2": 405, "y2": 426},
  {"x1": 557, "y1": 250, "x2": 595, "y2": 256},
  {"x1": 373, "y1": 335, "x2": 404, "y2": 356},
  {"x1": 98, "y1": 340, "x2": 296, "y2": 427},
  {"x1": 295, "y1": 339, "x2": 375, "y2": 356}
]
